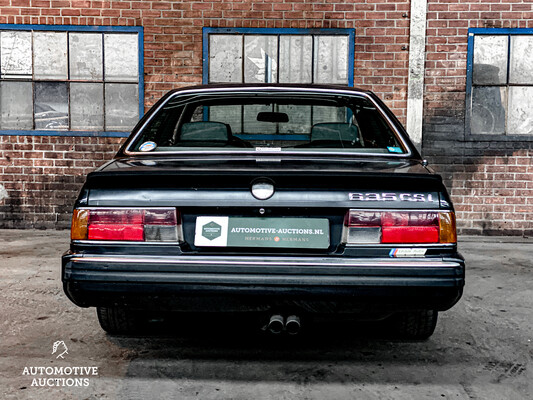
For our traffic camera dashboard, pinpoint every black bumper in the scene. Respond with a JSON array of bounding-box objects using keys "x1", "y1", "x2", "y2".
[{"x1": 62, "y1": 252, "x2": 465, "y2": 313}]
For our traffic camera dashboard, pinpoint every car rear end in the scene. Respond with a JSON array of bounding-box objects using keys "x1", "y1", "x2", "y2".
[{"x1": 61, "y1": 85, "x2": 465, "y2": 338}]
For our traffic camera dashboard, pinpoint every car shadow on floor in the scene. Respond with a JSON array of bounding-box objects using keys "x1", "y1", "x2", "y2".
[{"x1": 104, "y1": 312, "x2": 475, "y2": 385}]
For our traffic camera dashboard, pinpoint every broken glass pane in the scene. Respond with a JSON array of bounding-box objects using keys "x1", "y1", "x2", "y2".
[
  {"x1": 209, "y1": 35, "x2": 243, "y2": 83},
  {"x1": 70, "y1": 83, "x2": 104, "y2": 131},
  {"x1": 33, "y1": 32, "x2": 68, "y2": 80},
  {"x1": 471, "y1": 86, "x2": 506, "y2": 135},
  {"x1": 104, "y1": 34, "x2": 138, "y2": 82},
  {"x1": 279, "y1": 36, "x2": 312, "y2": 83},
  {"x1": 314, "y1": 36, "x2": 348, "y2": 84},
  {"x1": 34, "y1": 82, "x2": 69, "y2": 130},
  {"x1": 105, "y1": 83, "x2": 139, "y2": 131},
  {"x1": 69, "y1": 33, "x2": 103, "y2": 80},
  {"x1": 473, "y1": 35, "x2": 508, "y2": 85},
  {"x1": 244, "y1": 35, "x2": 278, "y2": 83},
  {"x1": 0, "y1": 82, "x2": 33, "y2": 129},
  {"x1": 507, "y1": 86, "x2": 533, "y2": 135},
  {"x1": 509, "y1": 36, "x2": 533, "y2": 84},
  {"x1": 0, "y1": 31, "x2": 32, "y2": 78}
]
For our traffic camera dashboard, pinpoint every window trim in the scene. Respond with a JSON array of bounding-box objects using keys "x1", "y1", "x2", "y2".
[
  {"x1": 466, "y1": 27, "x2": 533, "y2": 141},
  {"x1": 202, "y1": 27, "x2": 355, "y2": 87},
  {"x1": 0, "y1": 24, "x2": 144, "y2": 138}
]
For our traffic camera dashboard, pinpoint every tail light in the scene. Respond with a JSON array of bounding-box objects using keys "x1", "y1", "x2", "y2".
[
  {"x1": 342, "y1": 210, "x2": 456, "y2": 245},
  {"x1": 71, "y1": 208, "x2": 182, "y2": 242}
]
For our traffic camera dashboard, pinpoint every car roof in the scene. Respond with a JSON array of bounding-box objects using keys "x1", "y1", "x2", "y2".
[{"x1": 164, "y1": 83, "x2": 374, "y2": 97}]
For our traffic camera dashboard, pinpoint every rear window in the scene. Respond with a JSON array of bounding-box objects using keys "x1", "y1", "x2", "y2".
[{"x1": 129, "y1": 91, "x2": 406, "y2": 155}]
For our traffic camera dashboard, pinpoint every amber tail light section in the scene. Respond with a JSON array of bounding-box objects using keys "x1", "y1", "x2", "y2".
[
  {"x1": 342, "y1": 210, "x2": 457, "y2": 245},
  {"x1": 70, "y1": 208, "x2": 182, "y2": 242}
]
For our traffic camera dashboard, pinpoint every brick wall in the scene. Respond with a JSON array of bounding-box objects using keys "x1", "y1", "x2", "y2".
[{"x1": 423, "y1": 0, "x2": 533, "y2": 235}]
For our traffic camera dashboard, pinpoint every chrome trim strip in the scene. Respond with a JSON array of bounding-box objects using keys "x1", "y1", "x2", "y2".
[
  {"x1": 123, "y1": 86, "x2": 413, "y2": 158},
  {"x1": 69, "y1": 255, "x2": 460, "y2": 268}
]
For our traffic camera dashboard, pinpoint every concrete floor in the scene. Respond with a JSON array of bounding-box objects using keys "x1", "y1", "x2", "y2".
[{"x1": 1, "y1": 229, "x2": 532, "y2": 399}]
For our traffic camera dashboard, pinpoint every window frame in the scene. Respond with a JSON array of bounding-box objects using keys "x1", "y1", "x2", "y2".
[
  {"x1": 466, "y1": 27, "x2": 533, "y2": 141},
  {"x1": 0, "y1": 24, "x2": 144, "y2": 138},
  {"x1": 202, "y1": 27, "x2": 355, "y2": 87}
]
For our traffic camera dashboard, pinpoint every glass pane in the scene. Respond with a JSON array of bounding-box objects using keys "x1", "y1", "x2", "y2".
[
  {"x1": 507, "y1": 86, "x2": 533, "y2": 135},
  {"x1": 473, "y1": 35, "x2": 508, "y2": 85},
  {"x1": 312, "y1": 105, "x2": 347, "y2": 125},
  {"x1": 0, "y1": 31, "x2": 32, "y2": 78},
  {"x1": 104, "y1": 34, "x2": 138, "y2": 82},
  {"x1": 33, "y1": 32, "x2": 68, "y2": 80},
  {"x1": 34, "y1": 82, "x2": 69, "y2": 130},
  {"x1": 0, "y1": 82, "x2": 33, "y2": 129},
  {"x1": 314, "y1": 36, "x2": 349, "y2": 84},
  {"x1": 279, "y1": 36, "x2": 312, "y2": 83},
  {"x1": 105, "y1": 83, "x2": 139, "y2": 131},
  {"x1": 70, "y1": 83, "x2": 104, "y2": 131},
  {"x1": 209, "y1": 35, "x2": 243, "y2": 83},
  {"x1": 209, "y1": 105, "x2": 243, "y2": 134},
  {"x1": 471, "y1": 86, "x2": 506, "y2": 135},
  {"x1": 278, "y1": 105, "x2": 311, "y2": 133},
  {"x1": 243, "y1": 105, "x2": 276, "y2": 134},
  {"x1": 509, "y1": 36, "x2": 533, "y2": 84},
  {"x1": 244, "y1": 35, "x2": 278, "y2": 83},
  {"x1": 69, "y1": 33, "x2": 103, "y2": 80}
]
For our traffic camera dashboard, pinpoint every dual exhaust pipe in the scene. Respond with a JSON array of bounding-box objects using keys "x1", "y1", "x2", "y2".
[{"x1": 267, "y1": 314, "x2": 301, "y2": 335}]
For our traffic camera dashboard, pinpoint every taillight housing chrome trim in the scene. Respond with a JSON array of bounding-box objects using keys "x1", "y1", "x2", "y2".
[
  {"x1": 71, "y1": 207, "x2": 183, "y2": 243},
  {"x1": 342, "y1": 209, "x2": 457, "y2": 246}
]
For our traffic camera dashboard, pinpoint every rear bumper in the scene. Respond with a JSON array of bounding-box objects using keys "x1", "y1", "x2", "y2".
[{"x1": 62, "y1": 252, "x2": 465, "y2": 312}]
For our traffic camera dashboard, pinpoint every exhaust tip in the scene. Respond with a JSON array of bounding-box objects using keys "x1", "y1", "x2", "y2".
[
  {"x1": 268, "y1": 314, "x2": 284, "y2": 334},
  {"x1": 285, "y1": 315, "x2": 301, "y2": 335}
]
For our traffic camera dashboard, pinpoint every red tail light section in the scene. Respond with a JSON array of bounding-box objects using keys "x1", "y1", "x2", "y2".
[
  {"x1": 343, "y1": 210, "x2": 456, "y2": 244},
  {"x1": 71, "y1": 208, "x2": 181, "y2": 242}
]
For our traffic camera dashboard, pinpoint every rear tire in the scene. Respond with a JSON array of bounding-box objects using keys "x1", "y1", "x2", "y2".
[
  {"x1": 389, "y1": 309, "x2": 438, "y2": 340},
  {"x1": 96, "y1": 306, "x2": 146, "y2": 335}
]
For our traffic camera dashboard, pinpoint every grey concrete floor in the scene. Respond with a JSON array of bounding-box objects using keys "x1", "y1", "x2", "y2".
[{"x1": 0, "y1": 229, "x2": 532, "y2": 399}]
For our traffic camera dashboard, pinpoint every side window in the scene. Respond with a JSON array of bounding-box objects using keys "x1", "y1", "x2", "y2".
[
  {"x1": 467, "y1": 30, "x2": 533, "y2": 136},
  {"x1": 0, "y1": 26, "x2": 143, "y2": 134}
]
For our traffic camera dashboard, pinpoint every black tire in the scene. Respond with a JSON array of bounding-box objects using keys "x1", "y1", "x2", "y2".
[
  {"x1": 96, "y1": 306, "x2": 146, "y2": 335},
  {"x1": 389, "y1": 309, "x2": 438, "y2": 340}
]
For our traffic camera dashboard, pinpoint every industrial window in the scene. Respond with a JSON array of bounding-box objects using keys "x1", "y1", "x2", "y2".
[
  {"x1": 203, "y1": 28, "x2": 355, "y2": 85},
  {"x1": 467, "y1": 28, "x2": 533, "y2": 136},
  {"x1": 0, "y1": 25, "x2": 143, "y2": 136}
]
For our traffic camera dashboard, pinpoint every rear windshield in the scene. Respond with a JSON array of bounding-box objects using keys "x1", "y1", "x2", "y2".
[{"x1": 129, "y1": 91, "x2": 406, "y2": 155}]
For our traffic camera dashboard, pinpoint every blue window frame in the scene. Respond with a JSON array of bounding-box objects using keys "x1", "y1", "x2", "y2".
[
  {"x1": 0, "y1": 24, "x2": 144, "y2": 138},
  {"x1": 202, "y1": 28, "x2": 355, "y2": 86},
  {"x1": 466, "y1": 28, "x2": 533, "y2": 138}
]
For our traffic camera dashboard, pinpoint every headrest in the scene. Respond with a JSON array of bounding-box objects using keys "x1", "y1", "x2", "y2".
[
  {"x1": 180, "y1": 122, "x2": 230, "y2": 142},
  {"x1": 310, "y1": 123, "x2": 359, "y2": 143}
]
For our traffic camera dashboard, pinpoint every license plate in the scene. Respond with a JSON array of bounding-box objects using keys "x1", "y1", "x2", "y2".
[{"x1": 194, "y1": 217, "x2": 330, "y2": 249}]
